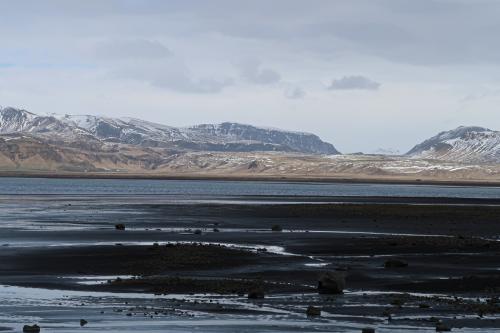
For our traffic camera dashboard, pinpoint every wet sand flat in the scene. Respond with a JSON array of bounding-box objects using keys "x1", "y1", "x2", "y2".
[{"x1": 0, "y1": 185, "x2": 500, "y2": 332}]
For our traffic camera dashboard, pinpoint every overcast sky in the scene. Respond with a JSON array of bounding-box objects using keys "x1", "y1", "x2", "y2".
[{"x1": 1, "y1": 0, "x2": 499, "y2": 153}]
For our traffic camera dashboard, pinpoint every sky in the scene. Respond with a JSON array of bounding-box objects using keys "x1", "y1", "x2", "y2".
[{"x1": 1, "y1": 0, "x2": 500, "y2": 153}]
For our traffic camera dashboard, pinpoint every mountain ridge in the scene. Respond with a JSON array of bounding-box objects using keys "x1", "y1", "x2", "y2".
[
  {"x1": 2, "y1": 106, "x2": 500, "y2": 165},
  {"x1": 406, "y1": 125, "x2": 500, "y2": 163},
  {"x1": 0, "y1": 107, "x2": 339, "y2": 155}
]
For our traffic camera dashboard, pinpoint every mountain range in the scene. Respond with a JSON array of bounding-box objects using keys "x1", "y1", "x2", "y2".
[
  {"x1": 0, "y1": 107, "x2": 338, "y2": 155},
  {"x1": 0, "y1": 106, "x2": 499, "y2": 177}
]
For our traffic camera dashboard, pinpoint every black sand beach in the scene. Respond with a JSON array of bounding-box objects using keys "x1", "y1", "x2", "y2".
[{"x1": 0, "y1": 180, "x2": 500, "y2": 332}]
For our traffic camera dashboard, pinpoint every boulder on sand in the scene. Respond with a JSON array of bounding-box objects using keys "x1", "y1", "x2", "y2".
[
  {"x1": 271, "y1": 224, "x2": 283, "y2": 232},
  {"x1": 436, "y1": 322, "x2": 452, "y2": 331},
  {"x1": 318, "y1": 271, "x2": 345, "y2": 294},
  {"x1": 247, "y1": 286, "x2": 265, "y2": 299},
  {"x1": 23, "y1": 325, "x2": 40, "y2": 333},
  {"x1": 115, "y1": 224, "x2": 125, "y2": 231},
  {"x1": 306, "y1": 305, "x2": 321, "y2": 316},
  {"x1": 384, "y1": 259, "x2": 408, "y2": 268}
]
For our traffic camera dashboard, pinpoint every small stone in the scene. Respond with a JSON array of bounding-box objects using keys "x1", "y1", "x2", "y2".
[
  {"x1": 384, "y1": 259, "x2": 408, "y2": 268},
  {"x1": 391, "y1": 298, "x2": 404, "y2": 307},
  {"x1": 306, "y1": 305, "x2": 321, "y2": 316},
  {"x1": 271, "y1": 225, "x2": 283, "y2": 232},
  {"x1": 194, "y1": 229, "x2": 202, "y2": 235},
  {"x1": 247, "y1": 286, "x2": 265, "y2": 299},
  {"x1": 80, "y1": 319, "x2": 88, "y2": 327},
  {"x1": 436, "y1": 322, "x2": 452, "y2": 331},
  {"x1": 115, "y1": 224, "x2": 125, "y2": 231},
  {"x1": 362, "y1": 328, "x2": 375, "y2": 333}
]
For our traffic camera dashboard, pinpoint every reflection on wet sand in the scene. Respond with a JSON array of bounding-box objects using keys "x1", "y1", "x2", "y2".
[{"x1": 1, "y1": 184, "x2": 500, "y2": 332}]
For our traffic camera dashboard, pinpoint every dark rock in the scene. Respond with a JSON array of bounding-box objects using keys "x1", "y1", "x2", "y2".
[
  {"x1": 248, "y1": 160, "x2": 259, "y2": 169},
  {"x1": 362, "y1": 328, "x2": 375, "y2": 333},
  {"x1": 271, "y1": 225, "x2": 283, "y2": 232},
  {"x1": 306, "y1": 305, "x2": 321, "y2": 316},
  {"x1": 115, "y1": 224, "x2": 125, "y2": 231},
  {"x1": 391, "y1": 298, "x2": 404, "y2": 307},
  {"x1": 194, "y1": 229, "x2": 202, "y2": 235},
  {"x1": 80, "y1": 319, "x2": 88, "y2": 327},
  {"x1": 247, "y1": 286, "x2": 265, "y2": 299},
  {"x1": 436, "y1": 322, "x2": 452, "y2": 331},
  {"x1": 384, "y1": 259, "x2": 408, "y2": 268},
  {"x1": 23, "y1": 325, "x2": 40, "y2": 333},
  {"x1": 318, "y1": 271, "x2": 345, "y2": 294}
]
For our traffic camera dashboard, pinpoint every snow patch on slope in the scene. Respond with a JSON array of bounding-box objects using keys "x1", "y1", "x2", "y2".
[
  {"x1": 407, "y1": 126, "x2": 500, "y2": 163},
  {"x1": 0, "y1": 107, "x2": 339, "y2": 154}
]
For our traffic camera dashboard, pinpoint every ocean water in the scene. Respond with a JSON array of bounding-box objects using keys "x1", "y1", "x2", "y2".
[{"x1": 0, "y1": 177, "x2": 499, "y2": 198}]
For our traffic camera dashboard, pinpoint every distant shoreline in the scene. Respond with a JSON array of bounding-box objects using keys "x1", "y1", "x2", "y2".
[{"x1": 0, "y1": 170, "x2": 499, "y2": 187}]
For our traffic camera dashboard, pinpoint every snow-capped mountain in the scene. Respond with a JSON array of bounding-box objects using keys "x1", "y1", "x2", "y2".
[
  {"x1": 0, "y1": 107, "x2": 69, "y2": 134},
  {"x1": 370, "y1": 148, "x2": 401, "y2": 156},
  {"x1": 406, "y1": 126, "x2": 500, "y2": 163},
  {"x1": 0, "y1": 107, "x2": 339, "y2": 154}
]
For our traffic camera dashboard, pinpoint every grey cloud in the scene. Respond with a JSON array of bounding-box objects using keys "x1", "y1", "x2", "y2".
[
  {"x1": 94, "y1": 38, "x2": 232, "y2": 93},
  {"x1": 284, "y1": 86, "x2": 306, "y2": 99},
  {"x1": 329, "y1": 76, "x2": 380, "y2": 91},
  {"x1": 1, "y1": 0, "x2": 499, "y2": 155},
  {"x1": 109, "y1": 58, "x2": 233, "y2": 93},
  {"x1": 95, "y1": 39, "x2": 172, "y2": 60},
  {"x1": 134, "y1": 0, "x2": 500, "y2": 66},
  {"x1": 4, "y1": 1, "x2": 500, "y2": 66},
  {"x1": 460, "y1": 88, "x2": 500, "y2": 103},
  {"x1": 239, "y1": 60, "x2": 281, "y2": 85},
  {"x1": 153, "y1": 76, "x2": 234, "y2": 94}
]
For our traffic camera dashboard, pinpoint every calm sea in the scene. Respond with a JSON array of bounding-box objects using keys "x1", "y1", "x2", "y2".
[{"x1": 0, "y1": 177, "x2": 498, "y2": 198}]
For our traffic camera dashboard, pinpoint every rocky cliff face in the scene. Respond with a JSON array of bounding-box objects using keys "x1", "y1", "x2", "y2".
[{"x1": 188, "y1": 123, "x2": 338, "y2": 154}]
